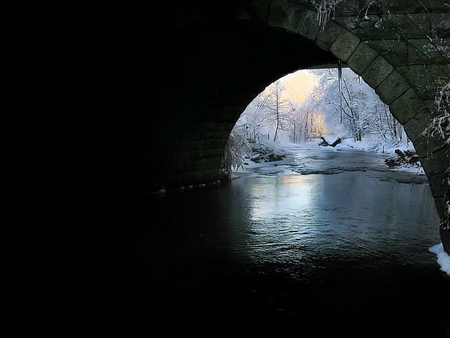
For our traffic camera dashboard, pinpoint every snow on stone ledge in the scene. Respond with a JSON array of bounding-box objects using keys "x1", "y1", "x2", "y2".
[{"x1": 428, "y1": 242, "x2": 450, "y2": 276}]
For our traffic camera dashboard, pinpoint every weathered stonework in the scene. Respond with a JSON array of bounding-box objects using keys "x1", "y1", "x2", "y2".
[
  {"x1": 420, "y1": 148, "x2": 450, "y2": 177},
  {"x1": 267, "y1": 0, "x2": 288, "y2": 27},
  {"x1": 432, "y1": 13, "x2": 450, "y2": 37},
  {"x1": 380, "y1": 0, "x2": 450, "y2": 13},
  {"x1": 283, "y1": 2, "x2": 307, "y2": 33},
  {"x1": 330, "y1": 29, "x2": 360, "y2": 62},
  {"x1": 390, "y1": 88, "x2": 426, "y2": 124},
  {"x1": 334, "y1": 14, "x2": 432, "y2": 42},
  {"x1": 397, "y1": 65, "x2": 445, "y2": 99},
  {"x1": 403, "y1": 116, "x2": 429, "y2": 142},
  {"x1": 299, "y1": 9, "x2": 321, "y2": 40},
  {"x1": 110, "y1": 0, "x2": 450, "y2": 254},
  {"x1": 424, "y1": 99, "x2": 449, "y2": 119},
  {"x1": 215, "y1": 122, "x2": 236, "y2": 131},
  {"x1": 316, "y1": 20, "x2": 343, "y2": 51},
  {"x1": 347, "y1": 41, "x2": 378, "y2": 75},
  {"x1": 361, "y1": 55, "x2": 395, "y2": 89},
  {"x1": 367, "y1": 40, "x2": 408, "y2": 67},
  {"x1": 408, "y1": 38, "x2": 450, "y2": 65},
  {"x1": 426, "y1": 171, "x2": 449, "y2": 199},
  {"x1": 428, "y1": 64, "x2": 450, "y2": 81},
  {"x1": 414, "y1": 133, "x2": 448, "y2": 158},
  {"x1": 375, "y1": 71, "x2": 410, "y2": 105},
  {"x1": 441, "y1": 226, "x2": 450, "y2": 256}
]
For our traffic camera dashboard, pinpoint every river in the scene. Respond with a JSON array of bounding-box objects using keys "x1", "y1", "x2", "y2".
[{"x1": 109, "y1": 145, "x2": 450, "y2": 337}]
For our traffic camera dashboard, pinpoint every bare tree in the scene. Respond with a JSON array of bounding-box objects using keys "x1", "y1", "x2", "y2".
[
  {"x1": 309, "y1": 67, "x2": 405, "y2": 146},
  {"x1": 256, "y1": 80, "x2": 293, "y2": 141}
]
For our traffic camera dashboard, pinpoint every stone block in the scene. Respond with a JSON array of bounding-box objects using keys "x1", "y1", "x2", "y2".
[
  {"x1": 267, "y1": 0, "x2": 289, "y2": 27},
  {"x1": 178, "y1": 140, "x2": 193, "y2": 151},
  {"x1": 330, "y1": 29, "x2": 360, "y2": 62},
  {"x1": 178, "y1": 167, "x2": 222, "y2": 184},
  {"x1": 387, "y1": 13, "x2": 431, "y2": 39},
  {"x1": 248, "y1": 0, "x2": 272, "y2": 22},
  {"x1": 196, "y1": 139, "x2": 206, "y2": 149},
  {"x1": 335, "y1": 16, "x2": 393, "y2": 41},
  {"x1": 426, "y1": 171, "x2": 449, "y2": 198},
  {"x1": 213, "y1": 130, "x2": 231, "y2": 139},
  {"x1": 443, "y1": 64, "x2": 450, "y2": 77},
  {"x1": 436, "y1": 197, "x2": 448, "y2": 220},
  {"x1": 283, "y1": 3, "x2": 307, "y2": 33},
  {"x1": 381, "y1": 0, "x2": 450, "y2": 13},
  {"x1": 397, "y1": 65, "x2": 444, "y2": 99},
  {"x1": 193, "y1": 122, "x2": 216, "y2": 132},
  {"x1": 408, "y1": 38, "x2": 450, "y2": 65},
  {"x1": 367, "y1": 40, "x2": 408, "y2": 67},
  {"x1": 431, "y1": 13, "x2": 450, "y2": 37},
  {"x1": 299, "y1": 9, "x2": 321, "y2": 41},
  {"x1": 194, "y1": 157, "x2": 222, "y2": 171},
  {"x1": 316, "y1": 20, "x2": 343, "y2": 51},
  {"x1": 403, "y1": 116, "x2": 429, "y2": 142},
  {"x1": 215, "y1": 122, "x2": 236, "y2": 131},
  {"x1": 337, "y1": 13, "x2": 432, "y2": 40},
  {"x1": 414, "y1": 134, "x2": 447, "y2": 159},
  {"x1": 155, "y1": 138, "x2": 179, "y2": 151},
  {"x1": 216, "y1": 110, "x2": 244, "y2": 123},
  {"x1": 199, "y1": 131, "x2": 214, "y2": 139},
  {"x1": 347, "y1": 41, "x2": 378, "y2": 75},
  {"x1": 361, "y1": 55, "x2": 395, "y2": 89},
  {"x1": 423, "y1": 99, "x2": 450, "y2": 119},
  {"x1": 204, "y1": 139, "x2": 227, "y2": 149},
  {"x1": 195, "y1": 147, "x2": 224, "y2": 159},
  {"x1": 423, "y1": 99, "x2": 438, "y2": 114},
  {"x1": 420, "y1": 147, "x2": 450, "y2": 176},
  {"x1": 390, "y1": 88, "x2": 426, "y2": 124},
  {"x1": 428, "y1": 64, "x2": 450, "y2": 82},
  {"x1": 375, "y1": 71, "x2": 410, "y2": 105}
]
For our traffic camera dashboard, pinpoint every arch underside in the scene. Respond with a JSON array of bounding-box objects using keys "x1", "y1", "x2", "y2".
[
  {"x1": 115, "y1": 20, "x2": 341, "y2": 194},
  {"x1": 106, "y1": 1, "x2": 449, "y2": 250}
]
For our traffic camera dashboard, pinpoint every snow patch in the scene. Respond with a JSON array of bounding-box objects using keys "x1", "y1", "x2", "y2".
[{"x1": 428, "y1": 243, "x2": 450, "y2": 276}]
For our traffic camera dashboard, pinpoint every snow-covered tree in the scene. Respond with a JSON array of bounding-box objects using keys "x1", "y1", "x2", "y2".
[
  {"x1": 224, "y1": 80, "x2": 296, "y2": 171},
  {"x1": 254, "y1": 80, "x2": 293, "y2": 142},
  {"x1": 423, "y1": 78, "x2": 450, "y2": 144},
  {"x1": 293, "y1": 96, "x2": 327, "y2": 143},
  {"x1": 307, "y1": 67, "x2": 406, "y2": 149},
  {"x1": 223, "y1": 124, "x2": 252, "y2": 174}
]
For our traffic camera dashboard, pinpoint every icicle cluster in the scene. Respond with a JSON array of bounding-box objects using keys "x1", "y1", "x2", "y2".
[{"x1": 312, "y1": 0, "x2": 342, "y2": 30}]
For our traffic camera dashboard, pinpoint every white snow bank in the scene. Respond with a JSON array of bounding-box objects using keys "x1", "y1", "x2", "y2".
[
  {"x1": 328, "y1": 136, "x2": 417, "y2": 155},
  {"x1": 388, "y1": 164, "x2": 425, "y2": 175},
  {"x1": 428, "y1": 242, "x2": 450, "y2": 276},
  {"x1": 335, "y1": 138, "x2": 371, "y2": 151}
]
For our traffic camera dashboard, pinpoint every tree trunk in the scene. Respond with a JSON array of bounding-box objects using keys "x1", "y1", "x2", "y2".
[{"x1": 320, "y1": 136, "x2": 341, "y2": 147}]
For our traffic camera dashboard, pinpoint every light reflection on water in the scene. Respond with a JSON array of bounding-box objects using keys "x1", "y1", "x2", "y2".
[
  {"x1": 124, "y1": 147, "x2": 450, "y2": 336},
  {"x1": 249, "y1": 174, "x2": 315, "y2": 222},
  {"x1": 230, "y1": 148, "x2": 440, "y2": 270}
]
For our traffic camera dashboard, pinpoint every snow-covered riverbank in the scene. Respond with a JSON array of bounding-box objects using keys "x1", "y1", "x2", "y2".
[{"x1": 233, "y1": 137, "x2": 450, "y2": 277}]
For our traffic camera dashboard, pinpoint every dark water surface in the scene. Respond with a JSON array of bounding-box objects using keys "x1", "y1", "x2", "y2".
[{"x1": 108, "y1": 147, "x2": 449, "y2": 337}]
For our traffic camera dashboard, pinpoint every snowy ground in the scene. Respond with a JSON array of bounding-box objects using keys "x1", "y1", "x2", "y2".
[
  {"x1": 429, "y1": 243, "x2": 450, "y2": 276},
  {"x1": 234, "y1": 137, "x2": 450, "y2": 276}
]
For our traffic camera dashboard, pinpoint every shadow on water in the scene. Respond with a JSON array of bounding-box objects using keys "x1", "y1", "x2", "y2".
[{"x1": 105, "y1": 149, "x2": 450, "y2": 337}]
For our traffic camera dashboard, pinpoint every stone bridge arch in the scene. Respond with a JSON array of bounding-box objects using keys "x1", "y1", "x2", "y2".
[
  {"x1": 106, "y1": 1, "x2": 449, "y2": 251},
  {"x1": 270, "y1": 1, "x2": 449, "y2": 224}
]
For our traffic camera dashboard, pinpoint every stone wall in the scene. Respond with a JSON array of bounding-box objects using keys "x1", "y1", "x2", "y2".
[
  {"x1": 259, "y1": 0, "x2": 449, "y2": 252},
  {"x1": 107, "y1": 0, "x2": 449, "y2": 250}
]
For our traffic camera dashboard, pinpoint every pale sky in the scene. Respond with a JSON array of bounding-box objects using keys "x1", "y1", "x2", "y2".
[{"x1": 282, "y1": 69, "x2": 318, "y2": 103}]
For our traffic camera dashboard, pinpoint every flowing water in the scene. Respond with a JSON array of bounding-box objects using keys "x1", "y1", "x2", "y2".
[{"x1": 110, "y1": 146, "x2": 449, "y2": 337}]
